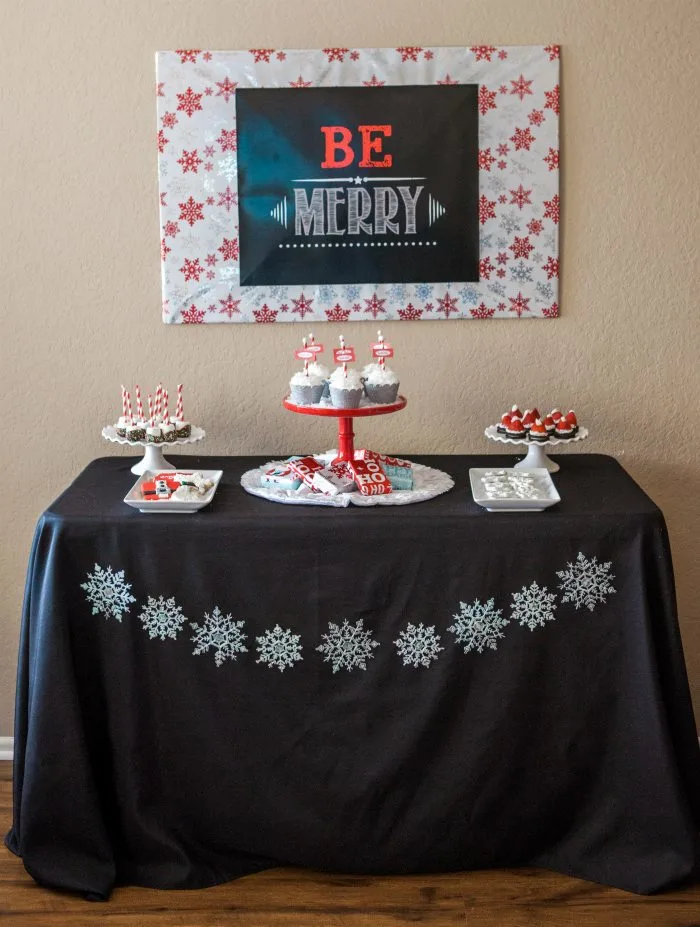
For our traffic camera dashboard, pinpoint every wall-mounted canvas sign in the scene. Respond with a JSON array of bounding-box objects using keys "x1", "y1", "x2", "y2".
[{"x1": 156, "y1": 46, "x2": 560, "y2": 323}]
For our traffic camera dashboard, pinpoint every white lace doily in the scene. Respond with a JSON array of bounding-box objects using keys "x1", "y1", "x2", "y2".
[{"x1": 241, "y1": 453, "x2": 454, "y2": 507}]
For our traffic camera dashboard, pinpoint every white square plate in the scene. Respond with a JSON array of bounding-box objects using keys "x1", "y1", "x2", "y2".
[
  {"x1": 124, "y1": 470, "x2": 223, "y2": 514},
  {"x1": 469, "y1": 468, "x2": 560, "y2": 512}
]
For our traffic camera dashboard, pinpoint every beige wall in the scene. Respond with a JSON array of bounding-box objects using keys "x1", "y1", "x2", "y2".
[{"x1": 2, "y1": 0, "x2": 700, "y2": 735}]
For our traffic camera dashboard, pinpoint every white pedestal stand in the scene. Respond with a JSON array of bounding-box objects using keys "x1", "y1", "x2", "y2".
[
  {"x1": 484, "y1": 425, "x2": 589, "y2": 473},
  {"x1": 101, "y1": 426, "x2": 206, "y2": 475}
]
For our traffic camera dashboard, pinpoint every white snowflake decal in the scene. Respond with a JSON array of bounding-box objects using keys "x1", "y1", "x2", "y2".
[
  {"x1": 191, "y1": 606, "x2": 248, "y2": 667},
  {"x1": 557, "y1": 551, "x2": 616, "y2": 611},
  {"x1": 81, "y1": 563, "x2": 136, "y2": 622},
  {"x1": 139, "y1": 595, "x2": 188, "y2": 641},
  {"x1": 394, "y1": 622, "x2": 444, "y2": 667},
  {"x1": 316, "y1": 619, "x2": 379, "y2": 673},
  {"x1": 510, "y1": 581, "x2": 557, "y2": 631},
  {"x1": 256, "y1": 624, "x2": 303, "y2": 672},
  {"x1": 448, "y1": 598, "x2": 509, "y2": 653}
]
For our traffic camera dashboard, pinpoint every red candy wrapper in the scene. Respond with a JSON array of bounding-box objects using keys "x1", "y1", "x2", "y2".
[
  {"x1": 288, "y1": 455, "x2": 325, "y2": 488},
  {"x1": 348, "y1": 459, "x2": 393, "y2": 496},
  {"x1": 354, "y1": 449, "x2": 411, "y2": 469},
  {"x1": 312, "y1": 461, "x2": 356, "y2": 496}
]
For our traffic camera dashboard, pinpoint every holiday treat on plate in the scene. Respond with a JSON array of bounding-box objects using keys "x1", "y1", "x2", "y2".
[
  {"x1": 329, "y1": 336, "x2": 364, "y2": 409},
  {"x1": 362, "y1": 330, "x2": 400, "y2": 404},
  {"x1": 290, "y1": 336, "x2": 326, "y2": 405},
  {"x1": 258, "y1": 450, "x2": 413, "y2": 498},
  {"x1": 493, "y1": 405, "x2": 582, "y2": 442},
  {"x1": 111, "y1": 382, "x2": 195, "y2": 442},
  {"x1": 141, "y1": 471, "x2": 214, "y2": 501}
]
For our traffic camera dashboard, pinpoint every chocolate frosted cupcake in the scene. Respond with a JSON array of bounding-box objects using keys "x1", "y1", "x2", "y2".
[
  {"x1": 290, "y1": 369, "x2": 325, "y2": 405},
  {"x1": 329, "y1": 367, "x2": 364, "y2": 409},
  {"x1": 362, "y1": 363, "x2": 399, "y2": 405}
]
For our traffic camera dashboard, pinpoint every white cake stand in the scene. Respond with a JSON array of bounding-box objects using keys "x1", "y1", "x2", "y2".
[
  {"x1": 102, "y1": 425, "x2": 206, "y2": 475},
  {"x1": 484, "y1": 425, "x2": 589, "y2": 473}
]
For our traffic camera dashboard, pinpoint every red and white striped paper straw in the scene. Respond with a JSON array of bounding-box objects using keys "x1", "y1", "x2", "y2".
[
  {"x1": 147, "y1": 393, "x2": 153, "y2": 427},
  {"x1": 155, "y1": 384, "x2": 162, "y2": 422},
  {"x1": 120, "y1": 385, "x2": 127, "y2": 419},
  {"x1": 135, "y1": 384, "x2": 143, "y2": 421},
  {"x1": 163, "y1": 389, "x2": 169, "y2": 424},
  {"x1": 125, "y1": 389, "x2": 133, "y2": 423},
  {"x1": 176, "y1": 384, "x2": 183, "y2": 421}
]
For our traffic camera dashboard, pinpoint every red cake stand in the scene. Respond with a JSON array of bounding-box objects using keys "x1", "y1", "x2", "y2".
[{"x1": 283, "y1": 396, "x2": 407, "y2": 464}]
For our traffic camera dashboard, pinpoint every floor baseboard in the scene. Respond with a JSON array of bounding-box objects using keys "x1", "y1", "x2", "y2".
[{"x1": 0, "y1": 738, "x2": 14, "y2": 761}]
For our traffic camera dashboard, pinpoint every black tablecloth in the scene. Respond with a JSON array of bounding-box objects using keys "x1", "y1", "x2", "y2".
[{"x1": 6, "y1": 454, "x2": 700, "y2": 898}]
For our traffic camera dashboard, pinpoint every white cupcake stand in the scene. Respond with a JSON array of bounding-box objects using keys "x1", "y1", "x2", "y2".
[
  {"x1": 484, "y1": 424, "x2": 589, "y2": 473},
  {"x1": 102, "y1": 425, "x2": 206, "y2": 475}
]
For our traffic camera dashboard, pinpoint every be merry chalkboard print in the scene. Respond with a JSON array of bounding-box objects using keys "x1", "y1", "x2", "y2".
[{"x1": 156, "y1": 46, "x2": 560, "y2": 323}]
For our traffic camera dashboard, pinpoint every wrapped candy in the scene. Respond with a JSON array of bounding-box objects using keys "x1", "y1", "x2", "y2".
[
  {"x1": 347, "y1": 459, "x2": 393, "y2": 496},
  {"x1": 288, "y1": 455, "x2": 325, "y2": 488},
  {"x1": 383, "y1": 464, "x2": 414, "y2": 490},
  {"x1": 312, "y1": 461, "x2": 356, "y2": 495},
  {"x1": 261, "y1": 464, "x2": 302, "y2": 491},
  {"x1": 354, "y1": 448, "x2": 411, "y2": 469}
]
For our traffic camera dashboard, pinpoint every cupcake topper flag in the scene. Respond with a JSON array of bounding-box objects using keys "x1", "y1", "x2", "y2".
[
  {"x1": 295, "y1": 336, "x2": 315, "y2": 374},
  {"x1": 333, "y1": 333, "x2": 355, "y2": 377},
  {"x1": 307, "y1": 332, "x2": 324, "y2": 359},
  {"x1": 371, "y1": 329, "x2": 394, "y2": 370}
]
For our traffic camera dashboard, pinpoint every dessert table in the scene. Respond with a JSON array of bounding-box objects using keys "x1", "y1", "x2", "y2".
[{"x1": 6, "y1": 454, "x2": 700, "y2": 899}]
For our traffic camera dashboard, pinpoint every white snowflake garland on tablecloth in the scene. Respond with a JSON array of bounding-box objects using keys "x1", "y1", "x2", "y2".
[
  {"x1": 394, "y1": 623, "x2": 444, "y2": 667},
  {"x1": 191, "y1": 606, "x2": 248, "y2": 667},
  {"x1": 510, "y1": 581, "x2": 557, "y2": 631},
  {"x1": 557, "y1": 552, "x2": 616, "y2": 611},
  {"x1": 139, "y1": 595, "x2": 188, "y2": 641},
  {"x1": 316, "y1": 619, "x2": 380, "y2": 673},
  {"x1": 448, "y1": 598, "x2": 509, "y2": 653},
  {"x1": 256, "y1": 624, "x2": 303, "y2": 672},
  {"x1": 81, "y1": 564, "x2": 136, "y2": 622},
  {"x1": 156, "y1": 46, "x2": 559, "y2": 323}
]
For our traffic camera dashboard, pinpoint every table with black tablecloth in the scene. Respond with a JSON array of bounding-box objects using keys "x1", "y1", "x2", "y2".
[{"x1": 6, "y1": 454, "x2": 700, "y2": 898}]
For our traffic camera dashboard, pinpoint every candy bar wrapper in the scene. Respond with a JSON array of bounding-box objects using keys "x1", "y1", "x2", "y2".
[
  {"x1": 354, "y1": 449, "x2": 411, "y2": 469},
  {"x1": 347, "y1": 459, "x2": 393, "y2": 496},
  {"x1": 312, "y1": 462, "x2": 356, "y2": 496},
  {"x1": 261, "y1": 464, "x2": 303, "y2": 490},
  {"x1": 288, "y1": 455, "x2": 325, "y2": 489},
  {"x1": 384, "y1": 464, "x2": 414, "y2": 491}
]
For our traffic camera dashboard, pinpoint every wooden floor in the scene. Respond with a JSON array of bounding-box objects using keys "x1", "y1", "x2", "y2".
[{"x1": 2, "y1": 763, "x2": 699, "y2": 927}]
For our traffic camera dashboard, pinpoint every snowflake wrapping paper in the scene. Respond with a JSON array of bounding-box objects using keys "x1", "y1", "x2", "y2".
[{"x1": 156, "y1": 45, "x2": 560, "y2": 323}]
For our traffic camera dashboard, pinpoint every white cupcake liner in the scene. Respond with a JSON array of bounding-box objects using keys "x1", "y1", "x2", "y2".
[
  {"x1": 364, "y1": 382, "x2": 399, "y2": 405},
  {"x1": 290, "y1": 384, "x2": 324, "y2": 405}
]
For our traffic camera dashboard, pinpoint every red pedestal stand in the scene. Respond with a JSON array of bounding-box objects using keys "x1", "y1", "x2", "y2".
[{"x1": 283, "y1": 396, "x2": 407, "y2": 464}]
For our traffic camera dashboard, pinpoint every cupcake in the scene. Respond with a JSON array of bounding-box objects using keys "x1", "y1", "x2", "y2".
[
  {"x1": 529, "y1": 419, "x2": 549, "y2": 442},
  {"x1": 329, "y1": 367, "x2": 364, "y2": 409},
  {"x1": 363, "y1": 363, "x2": 399, "y2": 405},
  {"x1": 506, "y1": 418, "x2": 526, "y2": 439},
  {"x1": 555, "y1": 417, "x2": 575, "y2": 439},
  {"x1": 308, "y1": 360, "x2": 331, "y2": 399},
  {"x1": 289, "y1": 369, "x2": 325, "y2": 406}
]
